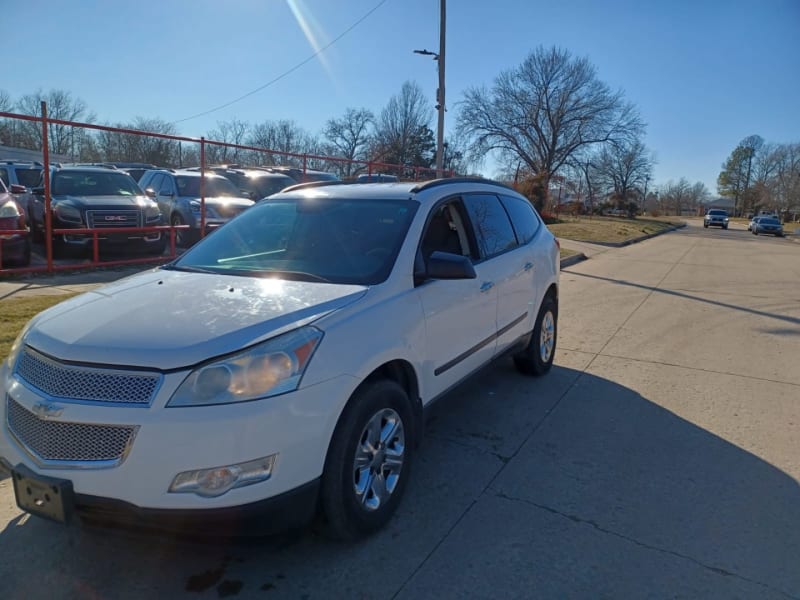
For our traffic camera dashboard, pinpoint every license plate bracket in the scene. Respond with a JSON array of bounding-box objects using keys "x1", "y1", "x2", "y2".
[{"x1": 11, "y1": 464, "x2": 74, "y2": 524}]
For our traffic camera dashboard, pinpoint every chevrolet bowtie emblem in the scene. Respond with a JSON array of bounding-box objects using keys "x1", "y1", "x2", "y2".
[{"x1": 32, "y1": 402, "x2": 64, "y2": 419}]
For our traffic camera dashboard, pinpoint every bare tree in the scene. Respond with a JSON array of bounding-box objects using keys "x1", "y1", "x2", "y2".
[
  {"x1": 594, "y1": 138, "x2": 654, "y2": 213},
  {"x1": 323, "y1": 108, "x2": 374, "y2": 176},
  {"x1": 96, "y1": 117, "x2": 179, "y2": 165},
  {"x1": 15, "y1": 89, "x2": 96, "y2": 155},
  {"x1": 372, "y1": 81, "x2": 435, "y2": 171},
  {"x1": 456, "y1": 46, "x2": 643, "y2": 207},
  {"x1": 660, "y1": 178, "x2": 691, "y2": 215},
  {"x1": 247, "y1": 119, "x2": 316, "y2": 165},
  {"x1": 206, "y1": 118, "x2": 251, "y2": 165}
]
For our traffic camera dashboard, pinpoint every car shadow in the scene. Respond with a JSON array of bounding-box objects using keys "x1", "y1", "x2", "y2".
[{"x1": 0, "y1": 364, "x2": 798, "y2": 598}]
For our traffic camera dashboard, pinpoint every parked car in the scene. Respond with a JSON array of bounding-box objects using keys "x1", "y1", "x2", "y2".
[
  {"x1": 356, "y1": 173, "x2": 399, "y2": 183},
  {"x1": 265, "y1": 166, "x2": 340, "y2": 184},
  {"x1": 752, "y1": 217, "x2": 783, "y2": 236},
  {"x1": 0, "y1": 160, "x2": 44, "y2": 229},
  {"x1": 202, "y1": 166, "x2": 296, "y2": 200},
  {"x1": 29, "y1": 166, "x2": 165, "y2": 256},
  {"x1": 139, "y1": 169, "x2": 255, "y2": 246},
  {"x1": 704, "y1": 209, "x2": 729, "y2": 229},
  {"x1": 0, "y1": 177, "x2": 559, "y2": 539},
  {"x1": 0, "y1": 179, "x2": 31, "y2": 267}
]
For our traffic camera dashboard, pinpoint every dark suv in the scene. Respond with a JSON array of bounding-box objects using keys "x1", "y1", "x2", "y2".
[
  {"x1": 202, "y1": 166, "x2": 296, "y2": 200},
  {"x1": 30, "y1": 166, "x2": 165, "y2": 255},
  {"x1": 264, "y1": 166, "x2": 339, "y2": 184}
]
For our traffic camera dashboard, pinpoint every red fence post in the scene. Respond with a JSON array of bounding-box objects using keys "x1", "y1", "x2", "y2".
[
  {"x1": 41, "y1": 101, "x2": 54, "y2": 273},
  {"x1": 368, "y1": 162, "x2": 373, "y2": 177},
  {"x1": 302, "y1": 154, "x2": 308, "y2": 177},
  {"x1": 200, "y1": 137, "x2": 206, "y2": 239}
]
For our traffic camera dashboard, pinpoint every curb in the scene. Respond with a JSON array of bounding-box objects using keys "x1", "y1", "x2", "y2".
[
  {"x1": 566, "y1": 222, "x2": 687, "y2": 248},
  {"x1": 560, "y1": 253, "x2": 587, "y2": 269}
]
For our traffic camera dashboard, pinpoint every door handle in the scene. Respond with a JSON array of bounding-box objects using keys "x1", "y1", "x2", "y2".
[
  {"x1": 480, "y1": 281, "x2": 494, "y2": 292},
  {"x1": 523, "y1": 262, "x2": 534, "y2": 271}
]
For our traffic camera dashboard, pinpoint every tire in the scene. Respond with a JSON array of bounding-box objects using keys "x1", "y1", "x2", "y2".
[
  {"x1": 723, "y1": 225, "x2": 728, "y2": 230},
  {"x1": 753, "y1": 230, "x2": 759, "y2": 236},
  {"x1": 703, "y1": 223, "x2": 708, "y2": 228},
  {"x1": 319, "y1": 379, "x2": 415, "y2": 541},
  {"x1": 171, "y1": 213, "x2": 194, "y2": 248},
  {"x1": 514, "y1": 293, "x2": 558, "y2": 376}
]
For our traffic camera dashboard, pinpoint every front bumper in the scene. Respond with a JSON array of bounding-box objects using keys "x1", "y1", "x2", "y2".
[{"x1": 0, "y1": 359, "x2": 356, "y2": 515}]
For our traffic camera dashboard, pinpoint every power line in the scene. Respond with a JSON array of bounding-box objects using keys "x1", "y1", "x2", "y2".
[{"x1": 173, "y1": 0, "x2": 390, "y2": 124}]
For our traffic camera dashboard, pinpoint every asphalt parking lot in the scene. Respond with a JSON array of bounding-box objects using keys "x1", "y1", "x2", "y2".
[{"x1": 1, "y1": 220, "x2": 798, "y2": 599}]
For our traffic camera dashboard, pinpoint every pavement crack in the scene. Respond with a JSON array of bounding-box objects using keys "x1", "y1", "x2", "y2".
[{"x1": 490, "y1": 490, "x2": 798, "y2": 599}]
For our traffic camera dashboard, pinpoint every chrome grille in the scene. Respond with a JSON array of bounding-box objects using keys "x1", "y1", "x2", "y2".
[
  {"x1": 16, "y1": 347, "x2": 160, "y2": 405},
  {"x1": 86, "y1": 210, "x2": 141, "y2": 228},
  {"x1": 7, "y1": 397, "x2": 137, "y2": 465}
]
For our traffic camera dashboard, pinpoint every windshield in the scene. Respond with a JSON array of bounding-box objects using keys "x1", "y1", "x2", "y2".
[
  {"x1": 52, "y1": 171, "x2": 143, "y2": 196},
  {"x1": 760, "y1": 218, "x2": 780, "y2": 225},
  {"x1": 175, "y1": 175, "x2": 239, "y2": 197},
  {"x1": 246, "y1": 174, "x2": 296, "y2": 199},
  {"x1": 708, "y1": 210, "x2": 727, "y2": 216},
  {"x1": 171, "y1": 197, "x2": 418, "y2": 285}
]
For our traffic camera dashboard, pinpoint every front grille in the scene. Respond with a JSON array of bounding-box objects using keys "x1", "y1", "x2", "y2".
[
  {"x1": 6, "y1": 397, "x2": 138, "y2": 465},
  {"x1": 214, "y1": 204, "x2": 245, "y2": 219},
  {"x1": 16, "y1": 347, "x2": 160, "y2": 405},
  {"x1": 86, "y1": 210, "x2": 141, "y2": 228}
]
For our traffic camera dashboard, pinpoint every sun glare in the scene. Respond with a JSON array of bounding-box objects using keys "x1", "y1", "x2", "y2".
[{"x1": 285, "y1": 0, "x2": 333, "y2": 76}]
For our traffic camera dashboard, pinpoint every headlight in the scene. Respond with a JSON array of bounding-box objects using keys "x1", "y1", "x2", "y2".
[
  {"x1": 0, "y1": 201, "x2": 21, "y2": 218},
  {"x1": 6, "y1": 322, "x2": 32, "y2": 370},
  {"x1": 144, "y1": 204, "x2": 161, "y2": 222},
  {"x1": 54, "y1": 204, "x2": 82, "y2": 224},
  {"x1": 168, "y1": 327, "x2": 323, "y2": 407}
]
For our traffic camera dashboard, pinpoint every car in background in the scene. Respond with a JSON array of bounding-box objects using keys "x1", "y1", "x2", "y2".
[
  {"x1": 63, "y1": 162, "x2": 160, "y2": 183},
  {"x1": 356, "y1": 173, "x2": 399, "y2": 183},
  {"x1": 201, "y1": 166, "x2": 296, "y2": 200},
  {"x1": 0, "y1": 160, "x2": 44, "y2": 229},
  {"x1": 138, "y1": 169, "x2": 254, "y2": 246},
  {"x1": 29, "y1": 166, "x2": 165, "y2": 256},
  {"x1": 752, "y1": 217, "x2": 783, "y2": 236},
  {"x1": 265, "y1": 166, "x2": 340, "y2": 184},
  {"x1": 0, "y1": 177, "x2": 559, "y2": 539},
  {"x1": 704, "y1": 209, "x2": 729, "y2": 229},
  {"x1": 747, "y1": 216, "x2": 763, "y2": 232},
  {"x1": 0, "y1": 179, "x2": 31, "y2": 267}
]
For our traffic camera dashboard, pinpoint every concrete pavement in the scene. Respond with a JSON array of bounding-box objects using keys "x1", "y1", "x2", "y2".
[{"x1": 1, "y1": 221, "x2": 798, "y2": 599}]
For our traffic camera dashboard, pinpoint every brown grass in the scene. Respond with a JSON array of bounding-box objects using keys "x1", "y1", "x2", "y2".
[
  {"x1": 0, "y1": 294, "x2": 77, "y2": 360},
  {"x1": 548, "y1": 216, "x2": 682, "y2": 244}
]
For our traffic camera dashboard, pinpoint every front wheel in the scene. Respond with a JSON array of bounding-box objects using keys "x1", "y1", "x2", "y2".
[
  {"x1": 514, "y1": 294, "x2": 557, "y2": 376},
  {"x1": 319, "y1": 380, "x2": 414, "y2": 541},
  {"x1": 703, "y1": 223, "x2": 708, "y2": 228}
]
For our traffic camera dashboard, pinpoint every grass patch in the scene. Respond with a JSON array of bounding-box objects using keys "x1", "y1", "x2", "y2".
[
  {"x1": 0, "y1": 294, "x2": 77, "y2": 360},
  {"x1": 548, "y1": 216, "x2": 682, "y2": 244}
]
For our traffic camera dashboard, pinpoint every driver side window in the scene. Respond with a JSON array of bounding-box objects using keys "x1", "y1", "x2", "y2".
[{"x1": 420, "y1": 201, "x2": 473, "y2": 260}]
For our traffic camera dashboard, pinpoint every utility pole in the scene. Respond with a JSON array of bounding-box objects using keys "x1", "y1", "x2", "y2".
[
  {"x1": 414, "y1": 0, "x2": 446, "y2": 178},
  {"x1": 436, "y1": 0, "x2": 446, "y2": 178}
]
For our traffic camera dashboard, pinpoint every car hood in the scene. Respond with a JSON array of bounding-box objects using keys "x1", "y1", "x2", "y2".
[
  {"x1": 53, "y1": 195, "x2": 155, "y2": 209},
  {"x1": 25, "y1": 269, "x2": 367, "y2": 370}
]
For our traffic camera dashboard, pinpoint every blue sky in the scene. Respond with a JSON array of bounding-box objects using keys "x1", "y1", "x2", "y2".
[{"x1": 4, "y1": 0, "x2": 799, "y2": 192}]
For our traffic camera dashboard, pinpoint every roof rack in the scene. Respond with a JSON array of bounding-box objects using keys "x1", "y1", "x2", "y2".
[
  {"x1": 410, "y1": 177, "x2": 516, "y2": 194},
  {"x1": 280, "y1": 180, "x2": 345, "y2": 194},
  {"x1": 2, "y1": 159, "x2": 44, "y2": 167}
]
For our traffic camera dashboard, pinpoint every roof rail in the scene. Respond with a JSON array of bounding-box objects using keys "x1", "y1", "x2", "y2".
[
  {"x1": 2, "y1": 159, "x2": 44, "y2": 167},
  {"x1": 410, "y1": 176, "x2": 517, "y2": 194},
  {"x1": 280, "y1": 180, "x2": 345, "y2": 194}
]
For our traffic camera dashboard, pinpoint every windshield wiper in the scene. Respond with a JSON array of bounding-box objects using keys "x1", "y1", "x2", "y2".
[{"x1": 161, "y1": 264, "x2": 219, "y2": 274}]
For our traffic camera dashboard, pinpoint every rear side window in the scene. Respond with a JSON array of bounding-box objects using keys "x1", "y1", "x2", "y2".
[
  {"x1": 499, "y1": 194, "x2": 541, "y2": 244},
  {"x1": 463, "y1": 194, "x2": 518, "y2": 259},
  {"x1": 0, "y1": 168, "x2": 8, "y2": 186},
  {"x1": 16, "y1": 168, "x2": 42, "y2": 188}
]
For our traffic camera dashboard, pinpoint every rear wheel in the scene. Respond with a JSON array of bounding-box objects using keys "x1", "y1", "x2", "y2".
[
  {"x1": 319, "y1": 380, "x2": 414, "y2": 541},
  {"x1": 171, "y1": 213, "x2": 194, "y2": 248},
  {"x1": 514, "y1": 294, "x2": 557, "y2": 376}
]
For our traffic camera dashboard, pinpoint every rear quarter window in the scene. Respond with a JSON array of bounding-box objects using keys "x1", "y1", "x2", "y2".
[{"x1": 499, "y1": 194, "x2": 541, "y2": 244}]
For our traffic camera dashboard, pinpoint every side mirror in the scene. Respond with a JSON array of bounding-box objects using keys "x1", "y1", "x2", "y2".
[
  {"x1": 419, "y1": 251, "x2": 477, "y2": 282},
  {"x1": 9, "y1": 184, "x2": 26, "y2": 194},
  {"x1": 144, "y1": 188, "x2": 157, "y2": 198}
]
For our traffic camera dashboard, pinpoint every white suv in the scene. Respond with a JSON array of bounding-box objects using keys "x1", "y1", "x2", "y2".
[{"x1": 0, "y1": 178, "x2": 560, "y2": 540}]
